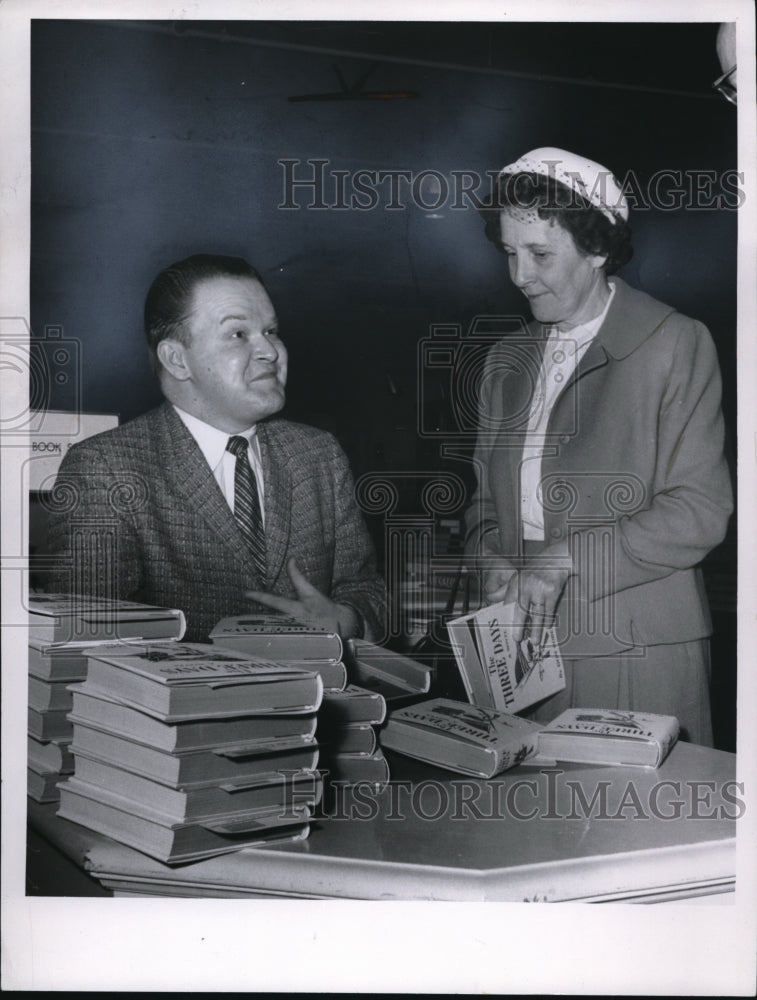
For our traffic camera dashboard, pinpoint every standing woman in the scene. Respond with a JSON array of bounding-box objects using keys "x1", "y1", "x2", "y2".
[{"x1": 465, "y1": 147, "x2": 733, "y2": 745}]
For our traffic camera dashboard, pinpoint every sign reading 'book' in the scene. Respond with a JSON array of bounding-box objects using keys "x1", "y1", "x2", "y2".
[{"x1": 446, "y1": 601, "x2": 565, "y2": 713}]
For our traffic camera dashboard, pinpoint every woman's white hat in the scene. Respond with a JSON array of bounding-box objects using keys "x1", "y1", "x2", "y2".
[{"x1": 498, "y1": 146, "x2": 629, "y2": 224}]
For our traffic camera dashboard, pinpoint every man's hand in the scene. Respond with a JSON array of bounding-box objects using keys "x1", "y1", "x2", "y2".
[{"x1": 245, "y1": 556, "x2": 361, "y2": 638}]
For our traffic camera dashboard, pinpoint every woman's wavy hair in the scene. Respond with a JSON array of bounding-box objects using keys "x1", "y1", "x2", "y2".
[{"x1": 480, "y1": 171, "x2": 633, "y2": 275}]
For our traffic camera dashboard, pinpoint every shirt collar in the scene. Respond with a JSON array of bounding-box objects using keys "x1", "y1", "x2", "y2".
[
  {"x1": 173, "y1": 405, "x2": 257, "y2": 471},
  {"x1": 549, "y1": 281, "x2": 617, "y2": 353}
]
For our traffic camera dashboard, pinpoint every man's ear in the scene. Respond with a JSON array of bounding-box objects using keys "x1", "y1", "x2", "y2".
[
  {"x1": 588, "y1": 253, "x2": 609, "y2": 271},
  {"x1": 157, "y1": 339, "x2": 192, "y2": 381}
]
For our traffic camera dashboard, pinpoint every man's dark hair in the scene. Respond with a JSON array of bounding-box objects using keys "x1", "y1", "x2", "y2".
[
  {"x1": 480, "y1": 172, "x2": 633, "y2": 275},
  {"x1": 144, "y1": 253, "x2": 263, "y2": 375}
]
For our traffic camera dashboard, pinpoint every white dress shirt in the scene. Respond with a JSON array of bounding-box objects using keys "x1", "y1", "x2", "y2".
[
  {"x1": 520, "y1": 282, "x2": 616, "y2": 540},
  {"x1": 173, "y1": 406, "x2": 266, "y2": 525}
]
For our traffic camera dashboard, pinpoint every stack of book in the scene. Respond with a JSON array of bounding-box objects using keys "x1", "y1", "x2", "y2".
[
  {"x1": 316, "y1": 684, "x2": 390, "y2": 789},
  {"x1": 210, "y1": 614, "x2": 394, "y2": 790},
  {"x1": 27, "y1": 594, "x2": 187, "y2": 804},
  {"x1": 209, "y1": 613, "x2": 349, "y2": 691},
  {"x1": 317, "y1": 639, "x2": 439, "y2": 788},
  {"x1": 56, "y1": 640, "x2": 324, "y2": 864},
  {"x1": 28, "y1": 638, "x2": 85, "y2": 802}
]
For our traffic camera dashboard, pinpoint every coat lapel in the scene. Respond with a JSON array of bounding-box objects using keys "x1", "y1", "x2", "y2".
[
  {"x1": 257, "y1": 421, "x2": 292, "y2": 585},
  {"x1": 157, "y1": 405, "x2": 264, "y2": 583},
  {"x1": 552, "y1": 277, "x2": 677, "y2": 403},
  {"x1": 594, "y1": 276, "x2": 677, "y2": 359}
]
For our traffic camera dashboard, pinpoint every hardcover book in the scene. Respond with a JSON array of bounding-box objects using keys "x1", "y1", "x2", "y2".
[
  {"x1": 319, "y1": 685, "x2": 387, "y2": 727},
  {"x1": 446, "y1": 601, "x2": 565, "y2": 713},
  {"x1": 28, "y1": 675, "x2": 74, "y2": 713},
  {"x1": 345, "y1": 640, "x2": 432, "y2": 702},
  {"x1": 57, "y1": 779, "x2": 313, "y2": 864},
  {"x1": 315, "y1": 722, "x2": 377, "y2": 755},
  {"x1": 28, "y1": 706, "x2": 72, "y2": 742},
  {"x1": 70, "y1": 722, "x2": 319, "y2": 788},
  {"x1": 379, "y1": 697, "x2": 542, "y2": 778},
  {"x1": 27, "y1": 594, "x2": 186, "y2": 644},
  {"x1": 28, "y1": 735, "x2": 74, "y2": 775},
  {"x1": 70, "y1": 753, "x2": 323, "y2": 822},
  {"x1": 28, "y1": 637, "x2": 91, "y2": 681},
  {"x1": 320, "y1": 749, "x2": 390, "y2": 788},
  {"x1": 69, "y1": 685, "x2": 318, "y2": 751},
  {"x1": 537, "y1": 709, "x2": 680, "y2": 767},
  {"x1": 27, "y1": 768, "x2": 62, "y2": 803},
  {"x1": 83, "y1": 644, "x2": 323, "y2": 721},
  {"x1": 210, "y1": 613, "x2": 344, "y2": 661},
  {"x1": 275, "y1": 658, "x2": 348, "y2": 692}
]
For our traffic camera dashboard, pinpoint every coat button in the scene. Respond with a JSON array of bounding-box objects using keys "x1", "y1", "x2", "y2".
[
  {"x1": 550, "y1": 527, "x2": 562, "y2": 539},
  {"x1": 559, "y1": 434, "x2": 570, "y2": 444}
]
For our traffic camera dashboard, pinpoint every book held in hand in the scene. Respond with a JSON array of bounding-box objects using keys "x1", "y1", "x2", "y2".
[
  {"x1": 27, "y1": 594, "x2": 186, "y2": 644},
  {"x1": 210, "y1": 613, "x2": 343, "y2": 661},
  {"x1": 83, "y1": 642, "x2": 323, "y2": 720},
  {"x1": 379, "y1": 697, "x2": 542, "y2": 778},
  {"x1": 446, "y1": 600, "x2": 565, "y2": 713},
  {"x1": 537, "y1": 709, "x2": 680, "y2": 767}
]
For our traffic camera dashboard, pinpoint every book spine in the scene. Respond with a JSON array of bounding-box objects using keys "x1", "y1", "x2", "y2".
[
  {"x1": 492, "y1": 734, "x2": 538, "y2": 774},
  {"x1": 447, "y1": 623, "x2": 495, "y2": 708}
]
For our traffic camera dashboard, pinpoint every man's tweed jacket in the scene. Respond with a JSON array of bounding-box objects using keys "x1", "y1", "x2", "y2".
[{"x1": 46, "y1": 403, "x2": 385, "y2": 642}]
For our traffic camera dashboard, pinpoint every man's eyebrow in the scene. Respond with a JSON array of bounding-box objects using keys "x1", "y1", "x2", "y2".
[{"x1": 219, "y1": 313, "x2": 249, "y2": 323}]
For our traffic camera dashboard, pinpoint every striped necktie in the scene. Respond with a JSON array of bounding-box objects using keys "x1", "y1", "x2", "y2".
[{"x1": 226, "y1": 435, "x2": 266, "y2": 579}]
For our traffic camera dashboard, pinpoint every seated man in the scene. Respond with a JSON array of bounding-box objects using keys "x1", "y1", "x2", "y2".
[{"x1": 46, "y1": 253, "x2": 385, "y2": 643}]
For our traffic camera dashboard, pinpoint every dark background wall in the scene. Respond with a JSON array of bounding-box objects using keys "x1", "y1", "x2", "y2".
[
  {"x1": 30, "y1": 18, "x2": 738, "y2": 746},
  {"x1": 31, "y1": 20, "x2": 737, "y2": 440}
]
